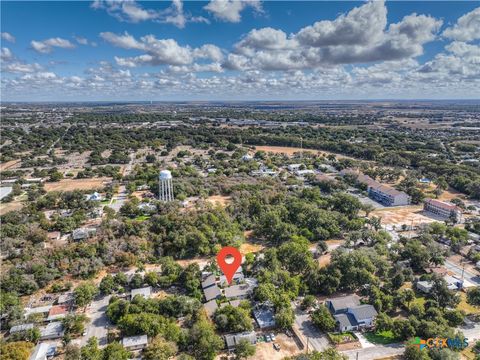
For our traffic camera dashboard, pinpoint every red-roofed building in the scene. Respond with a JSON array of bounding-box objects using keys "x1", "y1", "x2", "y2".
[{"x1": 47, "y1": 304, "x2": 69, "y2": 321}]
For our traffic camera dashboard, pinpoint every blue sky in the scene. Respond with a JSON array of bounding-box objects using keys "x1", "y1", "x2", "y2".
[{"x1": 1, "y1": 1, "x2": 479, "y2": 101}]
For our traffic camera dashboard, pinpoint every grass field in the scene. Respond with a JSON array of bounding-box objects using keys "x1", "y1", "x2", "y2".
[
  {"x1": 457, "y1": 292, "x2": 480, "y2": 315},
  {"x1": 44, "y1": 177, "x2": 111, "y2": 192},
  {"x1": 364, "y1": 330, "x2": 399, "y2": 345}
]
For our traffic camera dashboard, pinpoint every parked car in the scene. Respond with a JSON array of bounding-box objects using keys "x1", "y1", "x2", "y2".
[
  {"x1": 265, "y1": 334, "x2": 272, "y2": 342},
  {"x1": 270, "y1": 333, "x2": 276, "y2": 341},
  {"x1": 273, "y1": 343, "x2": 281, "y2": 351}
]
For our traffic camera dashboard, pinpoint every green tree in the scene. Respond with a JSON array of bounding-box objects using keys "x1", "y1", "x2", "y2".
[
  {"x1": 74, "y1": 282, "x2": 98, "y2": 308},
  {"x1": 466, "y1": 287, "x2": 480, "y2": 306},
  {"x1": 99, "y1": 275, "x2": 116, "y2": 295},
  {"x1": 81, "y1": 337, "x2": 102, "y2": 360},
  {"x1": 301, "y1": 295, "x2": 317, "y2": 310},
  {"x1": 64, "y1": 344, "x2": 81, "y2": 360},
  {"x1": 234, "y1": 338, "x2": 256, "y2": 359},
  {"x1": 311, "y1": 305, "x2": 336, "y2": 332},
  {"x1": 404, "y1": 344, "x2": 431, "y2": 360},
  {"x1": 189, "y1": 314, "x2": 223, "y2": 360},
  {"x1": 143, "y1": 335, "x2": 178, "y2": 360},
  {"x1": 275, "y1": 306, "x2": 295, "y2": 329},
  {"x1": 214, "y1": 305, "x2": 253, "y2": 333},
  {"x1": 102, "y1": 342, "x2": 130, "y2": 360},
  {"x1": 0, "y1": 341, "x2": 33, "y2": 360}
]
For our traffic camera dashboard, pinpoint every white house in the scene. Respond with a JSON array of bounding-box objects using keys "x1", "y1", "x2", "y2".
[
  {"x1": 131, "y1": 286, "x2": 151, "y2": 300},
  {"x1": 122, "y1": 335, "x2": 148, "y2": 351}
]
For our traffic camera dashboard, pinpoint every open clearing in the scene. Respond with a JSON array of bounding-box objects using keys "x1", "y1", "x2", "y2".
[
  {"x1": 248, "y1": 333, "x2": 301, "y2": 360},
  {"x1": 239, "y1": 242, "x2": 264, "y2": 255},
  {"x1": 0, "y1": 200, "x2": 23, "y2": 215},
  {"x1": 254, "y1": 145, "x2": 354, "y2": 160},
  {"x1": 370, "y1": 205, "x2": 437, "y2": 227},
  {"x1": 206, "y1": 195, "x2": 231, "y2": 207},
  {"x1": 0, "y1": 159, "x2": 21, "y2": 171},
  {"x1": 44, "y1": 177, "x2": 111, "y2": 192}
]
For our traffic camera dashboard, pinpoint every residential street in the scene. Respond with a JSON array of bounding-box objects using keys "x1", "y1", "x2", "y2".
[
  {"x1": 342, "y1": 343, "x2": 404, "y2": 360},
  {"x1": 444, "y1": 259, "x2": 480, "y2": 286},
  {"x1": 80, "y1": 295, "x2": 111, "y2": 347}
]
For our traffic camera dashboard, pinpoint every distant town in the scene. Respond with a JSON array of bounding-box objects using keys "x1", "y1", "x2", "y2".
[{"x1": 0, "y1": 100, "x2": 479, "y2": 360}]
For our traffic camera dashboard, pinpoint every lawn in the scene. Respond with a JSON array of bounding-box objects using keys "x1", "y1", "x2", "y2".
[
  {"x1": 364, "y1": 330, "x2": 399, "y2": 345},
  {"x1": 328, "y1": 332, "x2": 357, "y2": 344},
  {"x1": 135, "y1": 215, "x2": 151, "y2": 221},
  {"x1": 457, "y1": 292, "x2": 480, "y2": 315}
]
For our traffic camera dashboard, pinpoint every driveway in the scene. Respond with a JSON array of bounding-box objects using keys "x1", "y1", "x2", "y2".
[
  {"x1": 292, "y1": 304, "x2": 330, "y2": 352},
  {"x1": 354, "y1": 332, "x2": 375, "y2": 349},
  {"x1": 80, "y1": 295, "x2": 111, "y2": 347}
]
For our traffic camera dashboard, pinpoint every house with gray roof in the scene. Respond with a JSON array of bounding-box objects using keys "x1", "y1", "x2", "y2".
[
  {"x1": 40, "y1": 321, "x2": 64, "y2": 340},
  {"x1": 122, "y1": 334, "x2": 148, "y2": 350},
  {"x1": 203, "y1": 299, "x2": 218, "y2": 317},
  {"x1": 224, "y1": 331, "x2": 257, "y2": 350},
  {"x1": 202, "y1": 273, "x2": 216, "y2": 289},
  {"x1": 225, "y1": 284, "x2": 253, "y2": 300},
  {"x1": 326, "y1": 295, "x2": 377, "y2": 332},
  {"x1": 10, "y1": 323, "x2": 34, "y2": 334},
  {"x1": 253, "y1": 306, "x2": 276, "y2": 329},
  {"x1": 204, "y1": 285, "x2": 222, "y2": 302}
]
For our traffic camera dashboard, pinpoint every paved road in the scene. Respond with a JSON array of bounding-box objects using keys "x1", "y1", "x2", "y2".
[
  {"x1": 109, "y1": 185, "x2": 127, "y2": 212},
  {"x1": 444, "y1": 259, "x2": 480, "y2": 286},
  {"x1": 292, "y1": 305, "x2": 330, "y2": 352},
  {"x1": 342, "y1": 323, "x2": 480, "y2": 360},
  {"x1": 459, "y1": 322, "x2": 480, "y2": 343},
  {"x1": 342, "y1": 343, "x2": 404, "y2": 360},
  {"x1": 81, "y1": 295, "x2": 111, "y2": 347}
]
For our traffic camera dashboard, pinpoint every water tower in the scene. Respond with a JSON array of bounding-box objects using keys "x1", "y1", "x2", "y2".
[{"x1": 159, "y1": 170, "x2": 174, "y2": 202}]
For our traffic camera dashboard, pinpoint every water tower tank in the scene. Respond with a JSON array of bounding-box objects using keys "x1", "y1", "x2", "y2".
[{"x1": 159, "y1": 170, "x2": 172, "y2": 180}]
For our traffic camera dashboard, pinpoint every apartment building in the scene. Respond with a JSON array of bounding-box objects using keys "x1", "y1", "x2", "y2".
[{"x1": 424, "y1": 199, "x2": 463, "y2": 222}]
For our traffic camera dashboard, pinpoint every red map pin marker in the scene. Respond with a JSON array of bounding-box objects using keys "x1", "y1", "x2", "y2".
[{"x1": 217, "y1": 246, "x2": 242, "y2": 285}]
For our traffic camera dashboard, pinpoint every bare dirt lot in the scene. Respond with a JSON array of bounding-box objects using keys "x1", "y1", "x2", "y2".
[
  {"x1": 239, "y1": 242, "x2": 264, "y2": 255},
  {"x1": 0, "y1": 159, "x2": 21, "y2": 171},
  {"x1": 370, "y1": 205, "x2": 438, "y2": 227},
  {"x1": 237, "y1": 333, "x2": 301, "y2": 360},
  {"x1": 206, "y1": 195, "x2": 231, "y2": 207},
  {"x1": 254, "y1": 145, "x2": 353, "y2": 160},
  {"x1": 44, "y1": 177, "x2": 111, "y2": 192},
  {"x1": 0, "y1": 200, "x2": 24, "y2": 215}
]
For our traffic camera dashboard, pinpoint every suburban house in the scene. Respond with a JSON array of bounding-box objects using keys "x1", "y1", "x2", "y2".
[
  {"x1": 417, "y1": 280, "x2": 434, "y2": 293},
  {"x1": 224, "y1": 331, "x2": 257, "y2": 350},
  {"x1": 326, "y1": 295, "x2": 377, "y2": 332},
  {"x1": 131, "y1": 286, "x2": 152, "y2": 300},
  {"x1": 424, "y1": 199, "x2": 463, "y2": 222},
  {"x1": 204, "y1": 285, "x2": 222, "y2": 302},
  {"x1": 224, "y1": 279, "x2": 258, "y2": 300},
  {"x1": 253, "y1": 306, "x2": 276, "y2": 329},
  {"x1": 72, "y1": 227, "x2": 97, "y2": 241},
  {"x1": 122, "y1": 335, "x2": 148, "y2": 351},
  {"x1": 86, "y1": 192, "x2": 102, "y2": 201},
  {"x1": 10, "y1": 323, "x2": 34, "y2": 335},
  {"x1": 40, "y1": 321, "x2": 64, "y2": 340}
]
